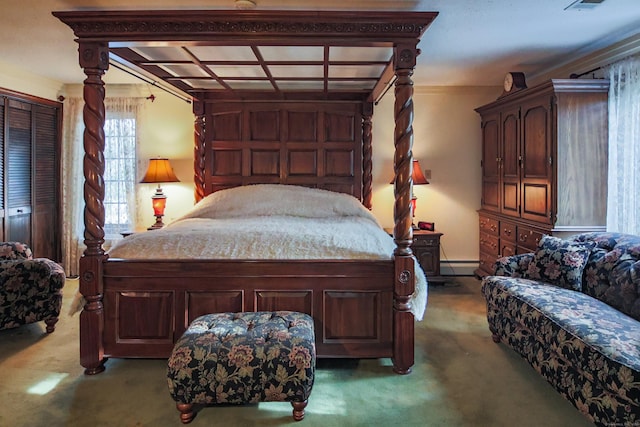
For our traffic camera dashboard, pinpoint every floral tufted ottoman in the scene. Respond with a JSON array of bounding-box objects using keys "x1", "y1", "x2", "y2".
[{"x1": 167, "y1": 311, "x2": 316, "y2": 424}]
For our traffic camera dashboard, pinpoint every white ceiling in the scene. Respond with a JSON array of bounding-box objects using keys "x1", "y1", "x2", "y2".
[{"x1": 2, "y1": 0, "x2": 640, "y2": 89}]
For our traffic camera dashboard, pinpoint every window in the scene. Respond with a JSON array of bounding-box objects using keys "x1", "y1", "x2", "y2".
[{"x1": 103, "y1": 114, "x2": 137, "y2": 238}]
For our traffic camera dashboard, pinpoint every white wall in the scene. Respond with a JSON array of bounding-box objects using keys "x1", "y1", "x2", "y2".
[
  {"x1": 371, "y1": 86, "x2": 498, "y2": 274},
  {"x1": 0, "y1": 60, "x2": 63, "y2": 102},
  {"x1": 135, "y1": 91, "x2": 195, "y2": 229}
]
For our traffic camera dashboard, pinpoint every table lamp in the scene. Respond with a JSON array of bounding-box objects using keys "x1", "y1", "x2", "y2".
[
  {"x1": 391, "y1": 159, "x2": 429, "y2": 229},
  {"x1": 140, "y1": 158, "x2": 180, "y2": 230}
]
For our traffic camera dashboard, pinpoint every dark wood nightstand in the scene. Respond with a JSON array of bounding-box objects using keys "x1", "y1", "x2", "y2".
[{"x1": 385, "y1": 228, "x2": 446, "y2": 285}]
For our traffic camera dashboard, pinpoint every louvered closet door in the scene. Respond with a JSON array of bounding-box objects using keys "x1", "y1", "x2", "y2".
[
  {"x1": 6, "y1": 100, "x2": 32, "y2": 246},
  {"x1": 33, "y1": 106, "x2": 59, "y2": 260},
  {"x1": 0, "y1": 99, "x2": 5, "y2": 242}
]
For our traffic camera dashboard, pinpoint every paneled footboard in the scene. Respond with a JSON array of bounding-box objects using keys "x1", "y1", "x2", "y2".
[{"x1": 99, "y1": 259, "x2": 395, "y2": 361}]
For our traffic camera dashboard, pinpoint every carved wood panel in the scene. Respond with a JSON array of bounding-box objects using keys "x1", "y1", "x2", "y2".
[
  {"x1": 107, "y1": 290, "x2": 174, "y2": 341},
  {"x1": 323, "y1": 290, "x2": 387, "y2": 341},
  {"x1": 205, "y1": 101, "x2": 363, "y2": 200},
  {"x1": 255, "y1": 290, "x2": 313, "y2": 315},
  {"x1": 186, "y1": 291, "x2": 244, "y2": 325}
]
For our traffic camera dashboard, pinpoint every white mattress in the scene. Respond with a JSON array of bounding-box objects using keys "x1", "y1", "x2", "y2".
[{"x1": 108, "y1": 216, "x2": 397, "y2": 260}]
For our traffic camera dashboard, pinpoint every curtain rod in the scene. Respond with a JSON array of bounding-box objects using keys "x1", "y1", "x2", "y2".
[
  {"x1": 109, "y1": 61, "x2": 192, "y2": 104},
  {"x1": 569, "y1": 66, "x2": 602, "y2": 79}
]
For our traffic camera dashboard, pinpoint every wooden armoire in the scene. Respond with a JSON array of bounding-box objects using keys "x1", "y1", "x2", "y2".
[
  {"x1": 0, "y1": 88, "x2": 62, "y2": 261},
  {"x1": 475, "y1": 79, "x2": 609, "y2": 277}
]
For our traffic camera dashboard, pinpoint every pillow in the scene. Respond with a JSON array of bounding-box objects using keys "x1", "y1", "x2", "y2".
[
  {"x1": 173, "y1": 184, "x2": 379, "y2": 223},
  {"x1": 524, "y1": 235, "x2": 595, "y2": 291}
]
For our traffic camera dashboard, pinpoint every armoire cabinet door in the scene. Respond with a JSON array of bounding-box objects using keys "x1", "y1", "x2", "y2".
[
  {"x1": 520, "y1": 97, "x2": 552, "y2": 224},
  {"x1": 500, "y1": 106, "x2": 520, "y2": 218},
  {"x1": 480, "y1": 111, "x2": 500, "y2": 212}
]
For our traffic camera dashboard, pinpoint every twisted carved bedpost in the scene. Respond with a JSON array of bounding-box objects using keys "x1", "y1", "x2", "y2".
[
  {"x1": 193, "y1": 100, "x2": 206, "y2": 203},
  {"x1": 362, "y1": 102, "x2": 373, "y2": 209},
  {"x1": 78, "y1": 41, "x2": 109, "y2": 375},
  {"x1": 392, "y1": 43, "x2": 418, "y2": 375}
]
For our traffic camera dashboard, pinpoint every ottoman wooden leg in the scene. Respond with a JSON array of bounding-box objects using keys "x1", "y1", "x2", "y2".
[
  {"x1": 291, "y1": 400, "x2": 308, "y2": 421},
  {"x1": 44, "y1": 317, "x2": 59, "y2": 333},
  {"x1": 176, "y1": 403, "x2": 195, "y2": 424}
]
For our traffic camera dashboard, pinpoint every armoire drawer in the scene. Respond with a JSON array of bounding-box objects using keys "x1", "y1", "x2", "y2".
[
  {"x1": 501, "y1": 241, "x2": 516, "y2": 258},
  {"x1": 480, "y1": 232, "x2": 500, "y2": 255},
  {"x1": 517, "y1": 226, "x2": 544, "y2": 252},
  {"x1": 479, "y1": 216, "x2": 499, "y2": 236},
  {"x1": 478, "y1": 251, "x2": 498, "y2": 275},
  {"x1": 501, "y1": 222, "x2": 516, "y2": 243}
]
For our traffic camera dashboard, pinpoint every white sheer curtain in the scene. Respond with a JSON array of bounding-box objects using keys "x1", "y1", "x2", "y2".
[
  {"x1": 606, "y1": 55, "x2": 640, "y2": 234},
  {"x1": 60, "y1": 94, "x2": 145, "y2": 276},
  {"x1": 103, "y1": 97, "x2": 141, "y2": 239},
  {"x1": 61, "y1": 97, "x2": 85, "y2": 277}
]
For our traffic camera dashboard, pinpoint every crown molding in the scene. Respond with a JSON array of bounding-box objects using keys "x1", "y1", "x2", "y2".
[{"x1": 530, "y1": 31, "x2": 640, "y2": 83}]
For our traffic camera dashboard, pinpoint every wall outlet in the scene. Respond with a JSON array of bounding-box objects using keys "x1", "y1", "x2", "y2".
[{"x1": 424, "y1": 169, "x2": 432, "y2": 180}]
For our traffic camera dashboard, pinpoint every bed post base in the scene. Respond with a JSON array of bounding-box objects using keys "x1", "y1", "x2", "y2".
[
  {"x1": 392, "y1": 255, "x2": 416, "y2": 374},
  {"x1": 79, "y1": 254, "x2": 108, "y2": 375}
]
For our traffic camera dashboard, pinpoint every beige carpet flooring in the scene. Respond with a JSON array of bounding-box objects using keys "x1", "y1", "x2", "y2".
[{"x1": 0, "y1": 276, "x2": 594, "y2": 427}]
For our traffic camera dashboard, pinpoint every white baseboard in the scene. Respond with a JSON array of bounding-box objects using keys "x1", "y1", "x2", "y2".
[{"x1": 439, "y1": 260, "x2": 478, "y2": 277}]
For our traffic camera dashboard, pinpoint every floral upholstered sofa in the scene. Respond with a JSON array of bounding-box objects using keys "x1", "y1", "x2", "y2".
[
  {"x1": 0, "y1": 242, "x2": 65, "y2": 333},
  {"x1": 481, "y1": 232, "x2": 640, "y2": 426}
]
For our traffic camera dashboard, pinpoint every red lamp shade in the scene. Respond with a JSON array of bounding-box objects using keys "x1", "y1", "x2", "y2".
[
  {"x1": 141, "y1": 158, "x2": 180, "y2": 230},
  {"x1": 389, "y1": 159, "x2": 430, "y2": 185},
  {"x1": 390, "y1": 159, "x2": 429, "y2": 229},
  {"x1": 411, "y1": 159, "x2": 429, "y2": 185}
]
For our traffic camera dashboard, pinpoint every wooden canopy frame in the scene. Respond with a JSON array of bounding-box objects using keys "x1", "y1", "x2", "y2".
[{"x1": 54, "y1": 9, "x2": 438, "y2": 376}]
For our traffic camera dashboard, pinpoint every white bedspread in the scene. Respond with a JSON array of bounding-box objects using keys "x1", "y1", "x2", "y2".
[{"x1": 106, "y1": 184, "x2": 428, "y2": 320}]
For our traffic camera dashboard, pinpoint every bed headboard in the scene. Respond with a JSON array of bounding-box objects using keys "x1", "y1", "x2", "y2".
[{"x1": 194, "y1": 99, "x2": 370, "y2": 205}]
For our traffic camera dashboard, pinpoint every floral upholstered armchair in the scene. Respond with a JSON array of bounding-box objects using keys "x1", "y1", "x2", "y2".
[{"x1": 0, "y1": 242, "x2": 65, "y2": 333}]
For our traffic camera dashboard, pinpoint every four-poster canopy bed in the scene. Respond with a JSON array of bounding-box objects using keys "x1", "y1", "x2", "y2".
[{"x1": 53, "y1": 9, "x2": 438, "y2": 375}]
